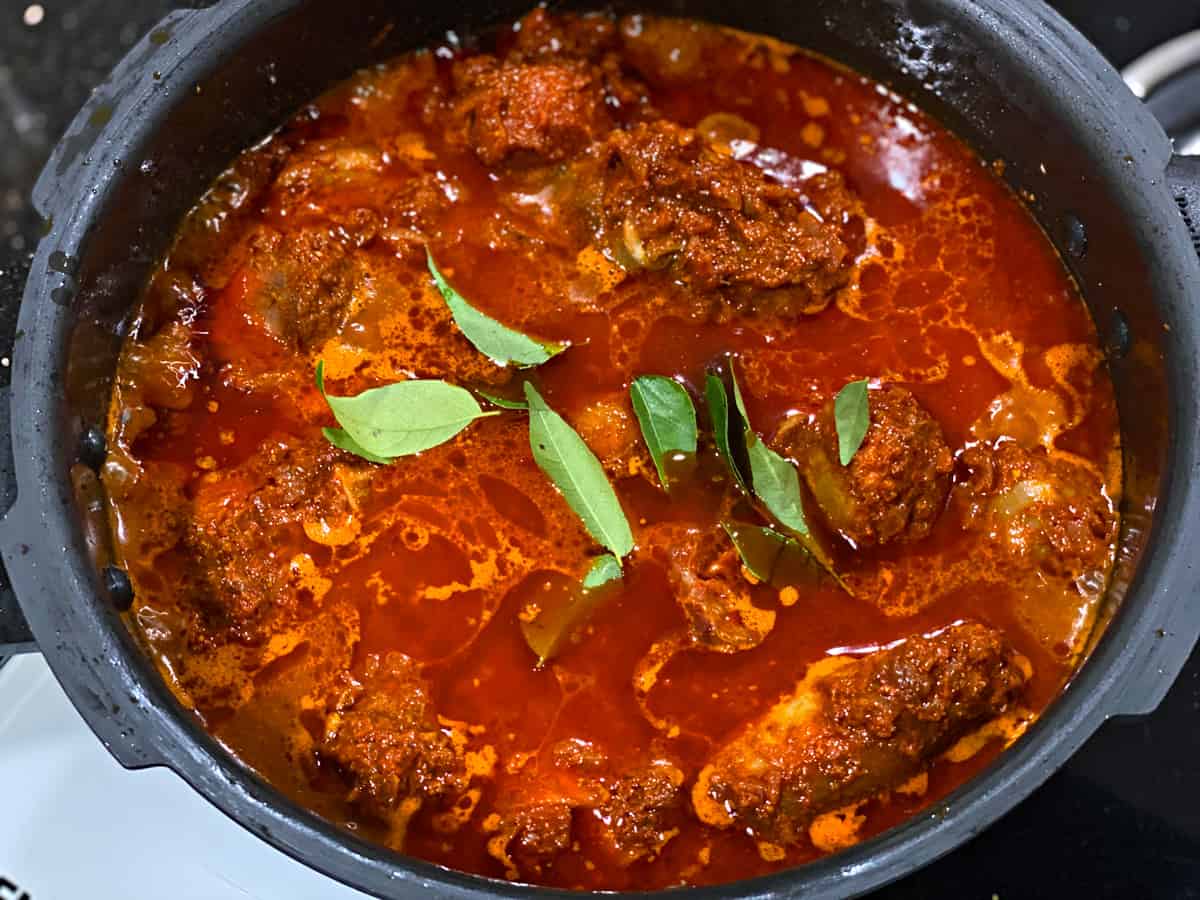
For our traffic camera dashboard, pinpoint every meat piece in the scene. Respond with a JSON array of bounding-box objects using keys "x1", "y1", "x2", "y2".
[
  {"x1": 487, "y1": 796, "x2": 577, "y2": 879},
  {"x1": 185, "y1": 437, "x2": 366, "y2": 642},
  {"x1": 486, "y1": 748, "x2": 684, "y2": 876},
  {"x1": 594, "y1": 760, "x2": 685, "y2": 865},
  {"x1": 693, "y1": 622, "x2": 1030, "y2": 848},
  {"x1": 509, "y1": 8, "x2": 622, "y2": 61},
  {"x1": 772, "y1": 385, "x2": 953, "y2": 547},
  {"x1": 323, "y1": 653, "x2": 475, "y2": 829},
  {"x1": 379, "y1": 171, "x2": 457, "y2": 255},
  {"x1": 117, "y1": 321, "x2": 201, "y2": 412},
  {"x1": 504, "y1": 9, "x2": 652, "y2": 116},
  {"x1": 232, "y1": 223, "x2": 374, "y2": 352},
  {"x1": 268, "y1": 139, "x2": 389, "y2": 220},
  {"x1": 449, "y1": 56, "x2": 614, "y2": 167},
  {"x1": 959, "y1": 441, "x2": 1115, "y2": 579},
  {"x1": 568, "y1": 392, "x2": 652, "y2": 480},
  {"x1": 643, "y1": 525, "x2": 775, "y2": 653},
  {"x1": 566, "y1": 121, "x2": 854, "y2": 310}
]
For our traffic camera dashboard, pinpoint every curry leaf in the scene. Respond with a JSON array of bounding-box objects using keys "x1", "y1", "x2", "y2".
[
  {"x1": 524, "y1": 382, "x2": 634, "y2": 558},
  {"x1": 722, "y1": 521, "x2": 822, "y2": 587},
  {"x1": 705, "y1": 373, "x2": 749, "y2": 493},
  {"x1": 477, "y1": 388, "x2": 528, "y2": 411},
  {"x1": 727, "y1": 365, "x2": 847, "y2": 590},
  {"x1": 835, "y1": 378, "x2": 871, "y2": 466},
  {"x1": 581, "y1": 553, "x2": 623, "y2": 591},
  {"x1": 630, "y1": 375, "x2": 698, "y2": 490},
  {"x1": 520, "y1": 556, "x2": 623, "y2": 667},
  {"x1": 322, "y1": 427, "x2": 394, "y2": 464},
  {"x1": 746, "y1": 438, "x2": 810, "y2": 535},
  {"x1": 316, "y1": 361, "x2": 497, "y2": 460},
  {"x1": 728, "y1": 365, "x2": 809, "y2": 535},
  {"x1": 428, "y1": 249, "x2": 567, "y2": 367}
]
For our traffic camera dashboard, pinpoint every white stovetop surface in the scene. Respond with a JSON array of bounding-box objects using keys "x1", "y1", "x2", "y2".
[{"x1": 0, "y1": 655, "x2": 370, "y2": 900}]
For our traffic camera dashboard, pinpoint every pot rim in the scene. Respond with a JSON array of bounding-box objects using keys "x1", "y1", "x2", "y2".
[{"x1": 4, "y1": 0, "x2": 1199, "y2": 897}]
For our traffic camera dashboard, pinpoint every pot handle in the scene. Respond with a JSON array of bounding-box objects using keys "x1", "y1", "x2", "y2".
[
  {"x1": 0, "y1": 259, "x2": 34, "y2": 656},
  {"x1": 1166, "y1": 154, "x2": 1200, "y2": 253},
  {"x1": 1104, "y1": 153, "x2": 1200, "y2": 717}
]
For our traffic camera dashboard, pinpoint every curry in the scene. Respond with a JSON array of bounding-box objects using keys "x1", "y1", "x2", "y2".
[{"x1": 102, "y1": 9, "x2": 1121, "y2": 890}]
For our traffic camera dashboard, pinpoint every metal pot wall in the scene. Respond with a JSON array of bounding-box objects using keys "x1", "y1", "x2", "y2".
[{"x1": 2, "y1": 0, "x2": 1199, "y2": 896}]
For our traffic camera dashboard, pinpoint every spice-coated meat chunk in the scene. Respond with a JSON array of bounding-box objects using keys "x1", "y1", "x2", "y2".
[
  {"x1": 692, "y1": 622, "x2": 1030, "y2": 847},
  {"x1": 594, "y1": 760, "x2": 685, "y2": 865},
  {"x1": 486, "y1": 750, "x2": 684, "y2": 877},
  {"x1": 773, "y1": 385, "x2": 953, "y2": 547},
  {"x1": 959, "y1": 441, "x2": 1116, "y2": 580},
  {"x1": 232, "y1": 224, "x2": 374, "y2": 352},
  {"x1": 642, "y1": 524, "x2": 776, "y2": 654},
  {"x1": 503, "y1": 800, "x2": 575, "y2": 867},
  {"x1": 185, "y1": 437, "x2": 365, "y2": 642},
  {"x1": 509, "y1": 8, "x2": 623, "y2": 61},
  {"x1": 567, "y1": 392, "x2": 653, "y2": 481},
  {"x1": 323, "y1": 653, "x2": 473, "y2": 825},
  {"x1": 450, "y1": 56, "x2": 615, "y2": 167},
  {"x1": 568, "y1": 121, "x2": 855, "y2": 309}
]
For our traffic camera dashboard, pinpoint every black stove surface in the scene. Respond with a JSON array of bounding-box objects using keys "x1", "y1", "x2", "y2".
[{"x1": 1, "y1": 2, "x2": 1198, "y2": 897}]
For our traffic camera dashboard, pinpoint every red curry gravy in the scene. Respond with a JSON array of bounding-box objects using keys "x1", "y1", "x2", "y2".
[{"x1": 103, "y1": 9, "x2": 1121, "y2": 891}]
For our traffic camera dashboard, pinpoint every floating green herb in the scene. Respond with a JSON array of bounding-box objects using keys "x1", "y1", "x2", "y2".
[
  {"x1": 722, "y1": 521, "x2": 822, "y2": 587},
  {"x1": 835, "y1": 378, "x2": 871, "y2": 466},
  {"x1": 524, "y1": 382, "x2": 634, "y2": 559},
  {"x1": 321, "y1": 427, "x2": 394, "y2": 465},
  {"x1": 428, "y1": 249, "x2": 567, "y2": 367},
  {"x1": 630, "y1": 375, "x2": 698, "y2": 490},
  {"x1": 477, "y1": 388, "x2": 529, "y2": 410},
  {"x1": 726, "y1": 364, "x2": 847, "y2": 589},
  {"x1": 519, "y1": 555, "x2": 623, "y2": 666},
  {"x1": 705, "y1": 373, "x2": 750, "y2": 493},
  {"x1": 316, "y1": 361, "x2": 496, "y2": 462},
  {"x1": 729, "y1": 365, "x2": 809, "y2": 536}
]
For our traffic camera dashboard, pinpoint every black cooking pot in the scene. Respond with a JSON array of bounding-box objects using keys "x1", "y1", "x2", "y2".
[{"x1": 2, "y1": 0, "x2": 1199, "y2": 896}]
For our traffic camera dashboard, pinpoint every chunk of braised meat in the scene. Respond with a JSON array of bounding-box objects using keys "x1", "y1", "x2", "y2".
[
  {"x1": 568, "y1": 392, "x2": 653, "y2": 480},
  {"x1": 323, "y1": 653, "x2": 474, "y2": 829},
  {"x1": 594, "y1": 760, "x2": 685, "y2": 865},
  {"x1": 641, "y1": 524, "x2": 775, "y2": 653},
  {"x1": 693, "y1": 622, "x2": 1030, "y2": 848},
  {"x1": 508, "y1": 8, "x2": 622, "y2": 61},
  {"x1": 959, "y1": 441, "x2": 1115, "y2": 580},
  {"x1": 449, "y1": 56, "x2": 615, "y2": 167},
  {"x1": 116, "y1": 321, "x2": 201, "y2": 412},
  {"x1": 773, "y1": 385, "x2": 953, "y2": 547},
  {"x1": 490, "y1": 799, "x2": 576, "y2": 876},
  {"x1": 487, "y1": 743, "x2": 684, "y2": 877},
  {"x1": 567, "y1": 121, "x2": 855, "y2": 311},
  {"x1": 504, "y1": 9, "x2": 652, "y2": 115},
  {"x1": 185, "y1": 438, "x2": 365, "y2": 642},
  {"x1": 233, "y1": 223, "x2": 376, "y2": 352}
]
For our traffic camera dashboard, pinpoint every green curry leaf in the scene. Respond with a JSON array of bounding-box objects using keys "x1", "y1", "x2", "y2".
[
  {"x1": 835, "y1": 378, "x2": 871, "y2": 466},
  {"x1": 727, "y1": 364, "x2": 848, "y2": 590},
  {"x1": 705, "y1": 373, "x2": 750, "y2": 493},
  {"x1": 520, "y1": 555, "x2": 623, "y2": 667},
  {"x1": 477, "y1": 388, "x2": 529, "y2": 411},
  {"x1": 581, "y1": 553, "x2": 623, "y2": 591},
  {"x1": 321, "y1": 427, "x2": 394, "y2": 465},
  {"x1": 729, "y1": 365, "x2": 809, "y2": 535},
  {"x1": 316, "y1": 360, "x2": 497, "y2": 461},
  {"x1": 722, "y1": 521, "x2": 822, "y2": 587},
  {"x1": 524, "y1": 382, "x2": 635, "y2": 558},
  {"x1": 746, "y1": 438, "x2": 810, "y2": 535},
  {"x1": 630, "y1": 375, "x2": 698, "y2": 490},
  {"x1": 428, "y1": 249, "x2": 567, "y2": 367}
]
